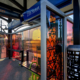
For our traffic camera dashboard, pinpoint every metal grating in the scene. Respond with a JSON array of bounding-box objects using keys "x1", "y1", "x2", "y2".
[{"x1": 67, "y1": 50, "x2": 80, "y2": 80}]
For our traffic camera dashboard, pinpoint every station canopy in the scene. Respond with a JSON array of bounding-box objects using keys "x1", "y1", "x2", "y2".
[
  {"x1": 0, "y1": 0, "x2": 72, "y2": 30},
  {"x1": 22, "y1": 0, "x2": 72, "y2": 22},
  {"x1": 0, "y1": 0, "x2": 73, "y2": 18}
]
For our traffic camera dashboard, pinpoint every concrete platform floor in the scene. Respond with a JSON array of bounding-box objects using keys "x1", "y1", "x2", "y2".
[{"x1": 0, "y1": 58, "x2": 40, "y2": 80}]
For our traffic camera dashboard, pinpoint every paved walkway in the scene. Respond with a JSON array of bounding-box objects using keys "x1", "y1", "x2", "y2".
[{"x1": 0, "y1": 58, "x2": 40, "y2": 80}]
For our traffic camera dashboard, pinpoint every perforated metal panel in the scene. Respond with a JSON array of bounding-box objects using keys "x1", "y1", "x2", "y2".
[{"x1": 67, "y1": 45, "x2": 80, "y2": 80}]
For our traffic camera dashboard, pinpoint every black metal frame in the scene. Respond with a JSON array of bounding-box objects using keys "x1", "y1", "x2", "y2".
[
  {"x1": 9, "y1": 0, "x2": 25, "y2": 11},
  {"x1": 0, "y1": 2, "x2": 23, "y2": 14},
  {"x1": 67, "y1": 50, "x2": 80, "y2": 80},
  {"x1": 73, "y1": 0, "x2": 80, "y2": 45}
]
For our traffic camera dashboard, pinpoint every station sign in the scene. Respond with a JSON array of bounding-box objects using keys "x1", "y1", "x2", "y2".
[
  {"x1": 22, "y1": 0, "x2": 72, "y2": 22},
  {"x1": 22, "y1": 1, "x2": 40, "y2": 22}
]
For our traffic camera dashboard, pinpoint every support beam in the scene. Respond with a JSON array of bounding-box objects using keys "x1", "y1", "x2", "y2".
[
  {"x1": 8, "y1": 30, "x2": 12, "y2": 59},
  {"x1": 57, "y1": 0, "x2": 72, "y2": 9},
  {"x1": 9, "y1": 0, "x2": 25, "y2": 11},
  {"x1": 36, "y1": 0, "x2": 40, "y2": 1},
  {"x1": 24, "y1": 0, "x2": 27, "y2": 11},
  {"x1": 73, "y1": 0, "x2": 80, "y2": 44},
  {"x1": 8, "y1": 18, "x2": 12, "y2": 23},
  {"x1": 8, "y1": 18, "x2": 12, "y2": 59},
  {"x1": 64, "y1": 17, "x2": 67, "y2": 80},
  {"x1": 0, "y1": 20, "x2": 2, "y2": 32},
  {"x1": 0, "y1": 2, "x2": 23, "y2": 14},
  {"x1": 41, "y1": 1, "x2": 46, "y2": 80},
  {"x1": 65, "y1": 10, "x2": 73, "y2": 16},
  {"x1": 64, "y1": 9, "x2": 73, "y2": 13},
  {"x1": 0, "y1": 16, "x2": 8, "y2": 22}
]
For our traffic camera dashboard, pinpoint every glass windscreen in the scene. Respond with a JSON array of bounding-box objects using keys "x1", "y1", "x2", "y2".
[
  {"x1": 12, "y1": 33, "x2": 23, "y2": 60},
  {"x1": 12, "y1": 33, "x2": 23, "y2": 50},
  {"x1": 22, "y1": 26, "x2": 41, "y2": 75},
  {"x1": 46, "y1": 9, "x2": 63, "y2": 80},
  {"x1": 12, "y1": 26, "x2": 41, "y2": 75},
  {"x1": 0, "y1": 34, "x2": 8, "y2": 58},
  {"x1": 67, "y1": 21, "x2": 73, "y2": 46}
]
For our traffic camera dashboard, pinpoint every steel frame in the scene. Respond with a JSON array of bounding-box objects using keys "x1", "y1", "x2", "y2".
[
  {"x1": 7, "y1": 0, "x2": 73, "y2": 80},
  {"x1": 41, "y1": 0, "x2": 67, "y2": 80}
]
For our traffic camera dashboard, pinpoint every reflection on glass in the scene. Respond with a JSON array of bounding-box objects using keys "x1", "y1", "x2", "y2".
[
  {"x1": 23, "y1": 30, "x2": 30, "y2": 51},
  {"x1": 22, "y1": 27, "x2": 41, "y2": 75},
  {"x1": 12, "y1": 33, "x2": 22, "y2": 60},
  {"x1": 0, "y1": 34, "x2": 8, "y2": 58},
  {"x1": 12, "y1": 27, "x2": 41, "y2": 75},
  {"x1": 46, "y1": 9, "x2": 63, "y2": 80},
  {"x1": 67, "y1": 21, "x2": 73, "y2": 46}
]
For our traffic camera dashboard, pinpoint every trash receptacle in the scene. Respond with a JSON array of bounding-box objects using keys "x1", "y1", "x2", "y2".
[{"x1": 67, "y1": 45, "x2": 80, "y2": 80}]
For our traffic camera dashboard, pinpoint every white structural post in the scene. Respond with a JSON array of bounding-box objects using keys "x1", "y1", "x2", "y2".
[
  {"x1": 64, "y1": 17, "x2": 67, "y2": 80},
  {"x1": 41, "y1": 1, "x2": 47, "y2": 80}
]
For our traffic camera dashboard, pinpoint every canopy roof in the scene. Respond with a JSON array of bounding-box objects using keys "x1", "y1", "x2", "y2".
[
  {"x1": 0, "y1": 0, "x2": 73, "y2": 19},
  {"x1": 8, "y1": 0, "x2": 72, "y2": 30}
]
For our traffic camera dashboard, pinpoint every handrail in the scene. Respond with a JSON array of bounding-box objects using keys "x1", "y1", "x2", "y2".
[
  {"x1": 29, "y1": 62, "x2": 38, "y2": 69},
  {"x1": 28, "y1": 62, "x2": 40, "y2": 80}
]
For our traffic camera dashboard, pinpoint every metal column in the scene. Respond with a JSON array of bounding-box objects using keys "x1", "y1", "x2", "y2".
[
  {"x1": 41, "y1": 1, "x2": 47, "y2": 80},
  {"x1": 8, "y1": 18, "x2": 12, "y2": 59},
  {"x1": 73, "y1": 0, "x2": 80, "y2": 45},
  {"x1": 8, "y1": 30, "x2": 12, "y2": 59},
  {"x1": 63, "y1": 17, "x2": 67, "y2": 80}
]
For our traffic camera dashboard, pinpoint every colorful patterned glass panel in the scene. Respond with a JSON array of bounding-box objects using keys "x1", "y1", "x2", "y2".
[{"x1": 46, "y1": 9, "x2": 63, "y2": 80}]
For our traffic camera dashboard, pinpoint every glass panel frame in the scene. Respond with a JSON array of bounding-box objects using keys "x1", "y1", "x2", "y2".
[
  {"x1": 46, "y1": 8, "x2": 64, "y2": 80},
  {"x1": 41, "y1": 1, "x2": 66, "y2": 80}
]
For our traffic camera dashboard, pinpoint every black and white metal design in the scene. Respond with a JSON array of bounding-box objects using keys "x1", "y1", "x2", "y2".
[{"x1": 67, "y1": 45, "x2": 80, "y2": 80}]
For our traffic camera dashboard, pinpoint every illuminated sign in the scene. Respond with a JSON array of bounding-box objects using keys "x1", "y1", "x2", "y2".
[
  {"x1": 23, "y1": 1, "x2": 40, "y2": 21},
  {"x1": 27, "y1": 6, "x2": 40, "y2": 17},
  {"x1": 22, "y1": 0, "x2": 72, "y2": 22}
]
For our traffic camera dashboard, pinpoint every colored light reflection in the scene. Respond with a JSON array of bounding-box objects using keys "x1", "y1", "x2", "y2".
[
  {"x1": 67, "y1": 21, "x2": 73, "y2": 46},
  {"x1": 12, "y1": 34, "x2": 22, "y2": 60}
]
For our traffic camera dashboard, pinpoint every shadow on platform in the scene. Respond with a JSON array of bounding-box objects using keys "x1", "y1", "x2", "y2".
[{"x1": 0, "y1": 58, "x2": 40, "y2": 80}]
